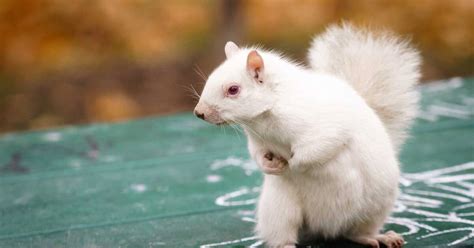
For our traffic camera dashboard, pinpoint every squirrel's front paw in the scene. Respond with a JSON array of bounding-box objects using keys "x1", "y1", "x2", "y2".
[{"x1": 261, "y1": 152, "x2": 288, "y2": 175}]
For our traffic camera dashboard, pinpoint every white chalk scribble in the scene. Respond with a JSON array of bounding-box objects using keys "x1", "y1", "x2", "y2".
[
  {"x1": 129, "y1": 183, "x2": 147, "y2": 193},
  {"x1": 210, "y1": 156, "x2": 258, "y2": 176},
  {"x1": 201, "y1": 161, "x2": 474, "y2": 247},
  {"x1": 43, "y1": 132, "x2": 62, "y2": 142}
]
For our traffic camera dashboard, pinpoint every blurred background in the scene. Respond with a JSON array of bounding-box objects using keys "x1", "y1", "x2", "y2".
[{"x1": 0, "y1": 0, "x2": 472, "y2": 134}]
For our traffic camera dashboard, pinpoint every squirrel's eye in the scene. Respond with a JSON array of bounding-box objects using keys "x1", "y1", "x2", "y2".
[{"x1": 227, "y1": 85, "x2": 240, "y2": 96}]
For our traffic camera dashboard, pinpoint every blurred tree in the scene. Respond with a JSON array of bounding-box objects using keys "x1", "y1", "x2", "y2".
[{"x1": 0, "y1": 0, "x2": 472, "y2": 133}]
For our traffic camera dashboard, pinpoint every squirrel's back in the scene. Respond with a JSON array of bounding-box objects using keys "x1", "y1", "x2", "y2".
[{"x1": 308, "y1": 23, "x2": 421, "y2": 151}]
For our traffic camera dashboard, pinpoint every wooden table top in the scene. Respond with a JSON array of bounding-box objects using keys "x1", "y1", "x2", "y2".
[{"x1": 1, "y1": 78, "x2": 473, "y2": 247}]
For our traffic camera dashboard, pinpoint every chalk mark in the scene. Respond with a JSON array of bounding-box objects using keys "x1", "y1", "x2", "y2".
[{"x1": 201, "y1": 161, "x2": 474, "y2": 247}]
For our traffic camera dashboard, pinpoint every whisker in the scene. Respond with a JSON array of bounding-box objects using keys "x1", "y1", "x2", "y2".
[
  {"x1": 223, "y1": 124, "x2": 229, "y2": 138},
  {"x1": 229, "y1": 123, "x2": 243, "y2": 141},
  {"x1": 181, "y1": 84, "x2": 201, "y2": 101},
  {"x1": 194, "y1": 64, "x2": 208, "y2": 81},
  {"x1": 232, "y1": 119, "x2": 266, "y2": 146},
  {"x1": 221, "y1": 117, "x2": 243, "y2": 141},
  {"x1": 189, "y1": 84, "x2": 201, "y2": 99}
]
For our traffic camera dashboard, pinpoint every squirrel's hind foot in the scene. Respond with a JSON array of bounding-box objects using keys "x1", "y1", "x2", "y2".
[{"x1": 348, "y1": 230, "x2": 404, "y2": 248}]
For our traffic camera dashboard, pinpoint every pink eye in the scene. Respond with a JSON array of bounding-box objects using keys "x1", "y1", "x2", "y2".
[{"x1": 227, "y1": 85, "x2": 240, "y2": 96}]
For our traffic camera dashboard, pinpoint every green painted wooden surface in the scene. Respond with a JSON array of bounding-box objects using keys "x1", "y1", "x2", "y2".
[{"x1": 0, "y1": 78, "x2": 473, "y2": 248}]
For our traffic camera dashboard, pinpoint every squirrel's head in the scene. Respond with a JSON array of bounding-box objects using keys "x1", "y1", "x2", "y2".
[{"x1": 194, "y1": 41, "x2": 275, "y2": 125}]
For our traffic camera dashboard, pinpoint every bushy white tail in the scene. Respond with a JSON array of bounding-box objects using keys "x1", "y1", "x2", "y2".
[{"x1": 308, "y1": 23, "x2": 421, "y2": 151}]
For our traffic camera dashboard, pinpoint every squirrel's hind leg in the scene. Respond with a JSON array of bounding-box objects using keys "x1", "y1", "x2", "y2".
[
  {"x1": 256, "y1": 177, "x2": 302, "y2": 247},
  {"x1": 348, "y1": 236, "x2": 380, "y2": 248},
  {"x1": 346, "y1": 217, "x2": 404, "y2": 248},
  {"x1": 375, "y1": 231, "x2": 404, "y2": 248},
  {"x1": 349, "y1": 231, "x2": 404, "y2": 248}
]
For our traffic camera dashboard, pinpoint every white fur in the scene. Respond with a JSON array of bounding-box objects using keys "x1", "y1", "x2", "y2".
[
  {"x1": 225, "y1": 41, "x2": 239, "y2": 59},
  {"x1": 196, "y1": 24, "x2": 420, "y2": 247},
  {"x1": 308, "y1": 23, "x2": 421, "y2": 151}
]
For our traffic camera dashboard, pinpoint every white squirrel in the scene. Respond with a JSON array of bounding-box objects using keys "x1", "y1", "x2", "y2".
[{"x1": 194, "y1": 23, "x2": 420, "y2": 248}]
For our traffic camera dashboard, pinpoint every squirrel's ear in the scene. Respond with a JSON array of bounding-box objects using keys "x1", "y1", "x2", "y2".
[
  {"x1": 225, "y1": 41, "x2": 239, "y2": 59},
  {"x1": 247, "y1": 50, "x2": 264, "y2": 83}
]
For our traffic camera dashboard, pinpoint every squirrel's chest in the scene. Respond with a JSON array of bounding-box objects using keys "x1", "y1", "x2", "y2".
[{"x1": 251, "y1": 122, "x2": 293, "y2": 160}]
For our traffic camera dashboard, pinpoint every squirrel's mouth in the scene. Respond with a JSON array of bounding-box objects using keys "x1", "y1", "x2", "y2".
[
  {"x1": 194, "y1": 101, "x2": 228, "y2": 125},
  {"x1": 216, "y1": 121, "x2": 228, "y2": 126}
]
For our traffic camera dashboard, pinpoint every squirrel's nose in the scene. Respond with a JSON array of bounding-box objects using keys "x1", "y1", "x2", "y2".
[{"x1": 194, "y1": 110, "x2": 205, "y2": 120}]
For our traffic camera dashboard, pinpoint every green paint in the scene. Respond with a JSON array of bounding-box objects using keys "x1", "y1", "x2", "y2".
[{"x1": 0, "y1": 78, "x2": 473, "y2": 247}]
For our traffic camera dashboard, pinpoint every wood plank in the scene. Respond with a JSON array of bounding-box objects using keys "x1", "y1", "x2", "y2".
[{"x1": 0, "y1": 78, "x2": 472, "y2": 247}]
